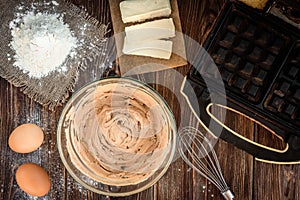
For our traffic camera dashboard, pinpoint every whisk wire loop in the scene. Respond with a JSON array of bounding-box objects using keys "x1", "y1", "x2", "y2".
[{"x1": 178, "y1": 126, "x2": 234, "y2": 199}]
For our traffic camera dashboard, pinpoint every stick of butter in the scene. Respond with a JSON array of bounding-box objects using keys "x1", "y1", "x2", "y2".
[
  {"x1": 125, "y1": 18, "x2": 175, "y2": 42},
  {"x1": 123, "y1": 36, "x2": 172, "y2": 59},
  {"x1": 120, "y1": 0, "x2": 172, "y2": 23}
]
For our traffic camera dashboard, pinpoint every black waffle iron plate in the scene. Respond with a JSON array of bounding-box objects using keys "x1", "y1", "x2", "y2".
[{"x1": 181, "y1": 1, "x2": 300, "y2": 163}]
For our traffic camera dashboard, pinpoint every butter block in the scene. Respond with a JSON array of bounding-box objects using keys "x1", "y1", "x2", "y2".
[
  {"x1": 125, "y1": 18, "x2": 175, "y2": 42},
  {"x1": 123, "y1": 36, "x2": 172, "y2": 59},
  {"x1": 120, "y1": 0, "x2": 172, "y2": 23}
]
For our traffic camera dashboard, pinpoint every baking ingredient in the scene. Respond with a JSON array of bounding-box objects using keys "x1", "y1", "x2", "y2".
[
  {"x1": 120, "y1": 0, "x2": 175, "y2": 59},
  {"x1": 16, "y1": 163, "x2": 51, "y2": 197},
  {"x1": 66, "y1": 81, "x2": 172, "y2": 186},
  {"x1": 120, "y1": 0, "x2": 171, "y2": 23},
  {"x1": 125, "y1": 18, "x2": 175, "y2": 42},
  {"x1": 9, "y1": 11, "x2": 78, "y2": 78},
  {"x1": 8, "y1": 123, "x2": 44, "y2": 153},
  {"x1": 123, "y1": 37, "x2": 173, "y2": 59}
]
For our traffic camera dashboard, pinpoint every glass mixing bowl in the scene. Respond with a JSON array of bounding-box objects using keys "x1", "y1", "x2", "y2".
[{"x1": 57, "y1": 77, "x2": 177, "y2": 196}]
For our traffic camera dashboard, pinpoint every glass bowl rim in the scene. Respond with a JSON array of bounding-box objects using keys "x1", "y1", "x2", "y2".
[{"x1": 57, "y1": 77, "x2": 177, "y2": 196}]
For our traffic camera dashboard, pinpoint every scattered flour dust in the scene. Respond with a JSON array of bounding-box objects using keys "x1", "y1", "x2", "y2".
[{"x1": 9, "y1": 4, "x2": 78, "y2": 78}]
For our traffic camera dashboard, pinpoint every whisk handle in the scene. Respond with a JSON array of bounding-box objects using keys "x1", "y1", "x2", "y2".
[{"x1": 222, "y1": 190, "x2": 234, "y2": 200}]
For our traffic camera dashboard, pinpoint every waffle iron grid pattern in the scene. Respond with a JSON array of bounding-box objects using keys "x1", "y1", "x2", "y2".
[
  {"x1": 190, "y1": 3, "x2": 300, "y2": 133},
  {"x1": 264, "y1": 43, "x2": 300, "y2": 127},
  {"x1": 198, "y1": 9, "x2": 292, "y2": 103}
]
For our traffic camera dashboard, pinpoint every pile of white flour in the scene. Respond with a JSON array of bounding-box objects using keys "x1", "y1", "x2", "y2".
[{"x1": 9, "y1": 10, "x2": 78, "y2": 78}]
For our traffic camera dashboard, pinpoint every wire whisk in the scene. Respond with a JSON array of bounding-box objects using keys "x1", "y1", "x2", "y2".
[{"x1": 178, "y1": 126, "x2": 234, "y2": 200}]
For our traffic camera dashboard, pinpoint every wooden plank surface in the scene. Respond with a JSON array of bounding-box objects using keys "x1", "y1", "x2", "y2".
[{"x1": 1, "y1": 0, "x2": 300, "y2": 200}]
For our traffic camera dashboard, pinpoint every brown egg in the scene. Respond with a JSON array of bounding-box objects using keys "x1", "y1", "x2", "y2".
[
  {"x1": 16, "y1": 163, "x2": 51, "y2": 197},
  {"x1": 8, "y1": 123, "x2": 44, "y2": 153}
]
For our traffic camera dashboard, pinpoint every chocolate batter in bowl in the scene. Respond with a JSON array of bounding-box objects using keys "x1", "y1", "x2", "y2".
[{"x1": 57, "y1": 77, "x2": 177, "y2": 196}]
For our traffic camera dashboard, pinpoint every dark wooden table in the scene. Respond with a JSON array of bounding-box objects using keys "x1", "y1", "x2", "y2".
[{"x1": 1, "y1": 0, "x2": 300, "y2": 199}]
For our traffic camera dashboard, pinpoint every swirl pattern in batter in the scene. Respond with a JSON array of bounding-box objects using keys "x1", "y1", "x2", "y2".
[{"x1": 68, "y1": 81, "x2": 173, "y2": 186}]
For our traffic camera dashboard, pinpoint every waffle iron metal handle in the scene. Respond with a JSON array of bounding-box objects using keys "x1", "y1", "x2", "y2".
[
  {"x1": 206, "y1": 103, "x2": 300, "y2": 164},
  {"x1": 180, "y1": 77, "x2": 300, "y2": 164}
]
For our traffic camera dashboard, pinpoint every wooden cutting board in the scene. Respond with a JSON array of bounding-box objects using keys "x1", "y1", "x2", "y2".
[{"x1": 108, "y1": 0, "x2": 187, "y2": 75}]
